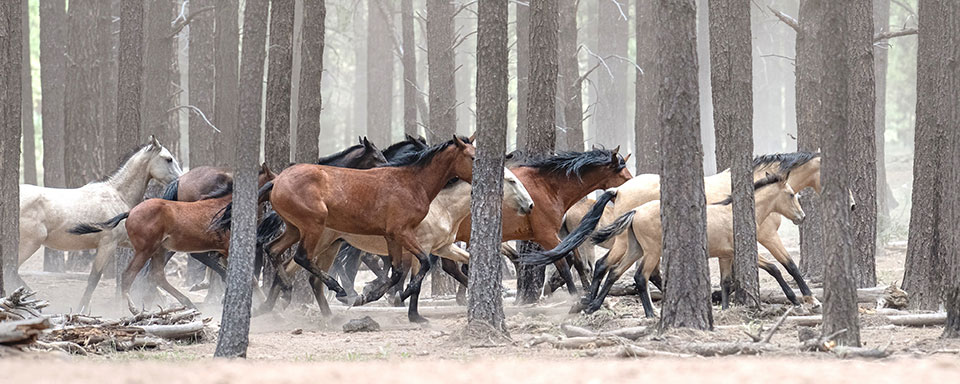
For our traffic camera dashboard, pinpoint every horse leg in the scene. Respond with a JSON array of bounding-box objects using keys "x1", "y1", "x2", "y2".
[
  {"x1": 538, "y1": 234, "x2": 579, "y2": 296},
  {"x1": 78, "y1": 240, "x2": 117, "y2": 313},
  {"x1": 570, "y1": 248, "x2": 592, "y2": 290},
  {"x1": 633, "y1": 259, "x2": 656, "y2": 318},
  {"x1": 585, "y1": 240, "x2": 638, "y2": 314},
  {"x1": 362, "y1": 254, "x2": 390, "y2": 281},
  {"x1": 190, "y1": 252, "x2": 226, "y2": 280},
  {"x1": 335, "y1": 244, "x2": 363, "y2": 298},
  {"x1": 358, "y1": 241, "x2": 405, "y2": 305},
  {"x1": 571, "y1": 253, "x2": 610, "y2": 313},
  {"x1": 307, "y1": 275, "x2": 332, "y2": 316},
  {"x1": 759, "y1": 229, "x2": 817, "y2": 306},
  {"x1": 759, "y1": 257, "x2": 801, "y2": 306},
  {"x1": 265, "y1": 225, "x2": 301, "y2": 290},
  {"x1": 293, "y1": 236, "x2": 352, "y2": 305},
  {"x1": 148, "y1": 251, "x2": 196, "y2": 309},
  {"x1": 120, "y1": 248, "x2": 153, "y2": 315},
  {"x1": 718, "y1": 256, "x2": 734, "y2": 310}
]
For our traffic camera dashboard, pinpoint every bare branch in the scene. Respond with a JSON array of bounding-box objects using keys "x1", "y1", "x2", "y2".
[
  {"x1": 168, "y1": 5, "x2": 216, "y2": 39},
  {"x1": 452, "y1": 30, "x2": 478, "y2": 51},
  {"x1": 453, "y1": 1, "x2": 478, "y2": 18},
  {"x1": 891, "y1": 0, "x2": 917, "y2": 18},
  {"x1": 608, "y1": 0, "x2": 628, "y2": 21},
  {"x1": 761, "y1": 307, "x2": 794, "y2": 344},
  {"x1": 768, "y1": 6, "x2": 800, "y2": 33},
  {"x1": 874, "y1": 28, "x2": 918, "y2": 43},
  {"x1": 760, "y1": 53, "x2": 796, "y2": 62},
  {"x1": 580, "y1": 45, "x2": 615, "y2": 81},
  {"x1": 168, "y1": 105, "x2": 221, "y2": 133}
]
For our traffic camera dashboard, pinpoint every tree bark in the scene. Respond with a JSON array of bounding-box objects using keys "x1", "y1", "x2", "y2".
[
  {"x1": 557, "y1": 0, "x2": 582, "y2": 151},
  {"x1": 214, "y1": 0, "x2": 239, "y2": 166},
  {"x1": 367, "y1": 1, "x2": 394, "y2": 146},
  {"x1": 116, "y1": 0, "x2": 144, "y2": 158},
  {"x1": 426, "y1": 0, "x2": 457, "y2": 144},
  {"x1": 467, "y1": 0, "x2": 509, "y2": 333},
  {"x1": 635, "y1": 0, "x2": 659, "y2": 174},
  {"x1": 264, "y1": 0, "x2": 295, "y2": 170},
  {"x1": 142, "y1": 0, "x2": 178, "y2": 154},
  {"x1": 189, "y1": 0, "x2": 217, "y2": 168},
  {"x1": 64, "y1": 0, "x2": 102, "y2": 187},
  {"x1": 97, "y1": 0, "x2": 118, "y2": 178},
  {"x1": 0, "y1": 0, "x2": 23, "y2": 294},
  {"x1": 796, "y1": 0, "x2": 826, "y2": 284},
  {"x1": 695, "y1": 0, "x2": 715, "y2": 175},
  {"x1": 514, "y1": 2, "x2": 529, "y2": 148},
  {"x1": 709, "y1": 0, "x2": 758, "y2": 307},
  {"x1": 401, "y1": 0, "x2": 419, "y2": 138},
  {"x1": 936, "y1": 0, "x2": 960, "y2": 339},
  {"x1": 215, "y1": 0, "x2": 269, "y2": 359},
  {"x1": 295, "y1": 0, "x2": 324, "y2": 163},
  {"x1": 820, "y1": 0, "x2": 861, "y2": 347},
  {"x1": 873, "y1": 0, "x2": 895, "y2": 223},
  {"x1": 19, "y1": 0, "x2": 35, "y2": 185},
  {"x1": 39, "y1": 0, "x2": 67, "y2": 272},
  {"x1": 594, "y1": 0, "x2": 630, "y2": 150},
  {"x1": 847, "y1": 0, "x2": 878, "y2": 288},
  {"x1": 656, "y1": 0, "x2": 712, "y2": 332}
]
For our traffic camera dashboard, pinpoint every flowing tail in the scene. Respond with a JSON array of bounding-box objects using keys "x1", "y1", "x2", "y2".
[
  {"x1": 161, "y1": 178, "x2": 180, "y2": 201},
  {"x1": 257, "y1": 211, "x2": 285, "y2": 246},
  {"x1": 69, "y1": 212, "x2": 130, "y2": 235},
  {"x1": 258, "y1": 181, "x2": 274, "y2": 204},
  {"x1": 519, "y1": 189, "x2": 618, "y2": 266},
  {"x1": 210, "y1": 181, "x2": 276, "y2": 234},
  {"x1": 590, "y1": 210, "x2": 636, "y2": 245}
]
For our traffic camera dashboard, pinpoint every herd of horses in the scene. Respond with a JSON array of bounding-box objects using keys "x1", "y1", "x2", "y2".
[{"x1": 14, "y1": 133, "x2": 835, "y2": 323}]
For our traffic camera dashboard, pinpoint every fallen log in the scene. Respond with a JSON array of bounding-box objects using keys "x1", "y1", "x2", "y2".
[
  {"x1": 760, "y1": 286, "x2": 889, "y2": 305},
  {"x1": 680, "y1": 342, "x2": 773, "y2": 357},
  {"x1": 560, "y1": 324, "x2": 651, "y2": 341},
  {"x1": 788, "y1": 313, "x2": 946, "y2": 327},
  {"x1": 526, "y1": 334, "x2": 623, "y2": 349},
  {"x1": 137, "y1": 320, "x2": 205, "y2": 339},
  {"x1": 618, "y1": 345, "x2": 695, "y2": 358},
  {"x1": 0, "y1": 318, "x2": 51, "y2": 345},
  {"x1": 831, "y1": 346, "x2": 891, "y2": 359}
]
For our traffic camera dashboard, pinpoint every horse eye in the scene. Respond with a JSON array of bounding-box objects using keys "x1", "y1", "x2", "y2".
[{"x1": 165, "y1": 158, "x2": 173, "y2": 163}]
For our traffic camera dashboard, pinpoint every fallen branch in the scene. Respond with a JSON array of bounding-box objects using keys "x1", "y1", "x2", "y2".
[
  {"x1": 0, "y1": 287, "x2": 49, "y2": 321},
  {"x1": 560, "y1": 324, "x2": 651, "y2": 341},
  {"x1": 760, "y1": 286, "x2": 889, "y2": 305},
  {"x1": 526, "y1": 334, "x2": 623, "y2": 349},
  {"x1": 137, "y1": 320, "x2": 204, "y2": 339},
  {"x1": 0, "y1": 318, "x2": 51, "y2": 345},
  {"x1": 831, "y1": 345, "x2": 891, "y2": 359},
  {"x1": 788, "y1": 312, "x2": 946, "y2": 327},
  {"x1": 618, "y1": 345, "x2": 695, "y2": 358},
  {"x1": 681, "y1": 342, "x2": 774, "y2": 357}
]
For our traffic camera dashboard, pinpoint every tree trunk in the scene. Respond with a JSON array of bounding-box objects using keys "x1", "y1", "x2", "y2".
[
  {"x1": 142, "y1": 0, "x2": 178, "y2": 154},
  {"x1": 401, "y1": 0, "x2": 419, "y2": 138},
  {"x1": 514, "y1": 2, "x2": 529, "y2": 148},
  {"x1": 467, "y1": 0, "x2": 509, "y2": 333},
  {"x1": 656, "y1": 0, "x2": 713, "y2": 332},
  {"x1": 695, "y1": 0, "x2": 715, "y2": 175},
  {"x1": 594, "y1": 0, "x2": 630, "y2": 151},
  {"x1": 427, "y1": 0, "x2": 457, "y2": 144},
  {"x1": 935, "y1": 0, "x2": 960, "y2": 339},
  {"x1": 454, "y1": 12, "x2": 475, "y2": 137},
  {"x1": 367, "y1": 1, "x2": 394, "y2": 146},
  {"x1": 873, "y1": 0, "x2": 895, "y2": 224},
  {"x1": 635, "y1": 0, "x2": 659, "y2": 174},
  {"x1": 847, "y1": 0, "x2": 878, "y2": 288},
  {"x1": 97, "y1": 0, "x2": 118, "y2": 178},
  {"x1": 264, "y1": 0, "x2": 295, "y2": 170},
  {"x1": 189, "y1": 0, "x2": 217, "y2": 168},
  {"x1": 19, "y1": 0, "x2": 35, "y2": 185},
  {"x1": 558, "y1": 0, "x2": 582, "y2": 151},
  {"x1": 796, "y1": 0, "x2": 826, "y2": 284},
  {"x1": 709, "y1": 0, "x2": 758, "y2": 307},
  {"x1": 0, "y1": 0, "x2": 23, "y2": 294},
  {"x1": 215, "y1": 0, "x2": 269, "y2": 359},
  {"x1": 116, "y1": 0, "x2": 144, "y2": 158},
  {"x1": 39, "y1": 0, "x2": 67, "y2": 272},
  {"x1": 214, "y1": 0, "x2": 239, "y2": 166},
  {"x1": 820, "y1": 0, "x2": 860, "y2": 347},
  {"x1": 295, "y1": 0, "x2": 324, "y2": 163},
  {"x1": 64, "y1": 0, "x2": 102, "y2": 187}
]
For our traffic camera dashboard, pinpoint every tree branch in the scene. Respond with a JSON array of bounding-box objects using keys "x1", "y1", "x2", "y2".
[
  {"x1": 168, "y1": 105, "x2": 221, "y2": 133},
  {"x1": 874, "y1": 28, "x2": 918, "y2": 43},
  {"x1": 768, "y1": 7, "x2": 800, "y2": 33},
  {"x1": 168, "y1": 5, "x2": 216, "y2": 39}
]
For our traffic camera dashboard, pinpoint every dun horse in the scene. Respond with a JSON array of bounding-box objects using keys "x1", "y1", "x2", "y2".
[
  {"x1": 17, "y1": 137, "x2": 182, "y2": 311},
  {"x1": 575, "y1": 173, "x2": 806, "y2": 317}
]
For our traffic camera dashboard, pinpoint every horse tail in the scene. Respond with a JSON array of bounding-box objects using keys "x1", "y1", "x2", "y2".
[
  {"x1": 256, "y1": 211, "x2": 285, "y2": 246},
  {"x1": 591, "y1": 210, "x2": 636, "y2": 245},
  {"x1": 519, "y1": 189, "x2": 618, "y2": 266},
  {"x1": 257, "y1": 181, "x2": 274, "y2": 205},
  {"x1": 210, "y1": 203, "x2": 232, "y2": 234},
  {"x1": 161, "y1": 178, "x2": 180, "y2": 201},
  {"x1": 69, "y1": 212, "x2": 130, "y2": 235}
]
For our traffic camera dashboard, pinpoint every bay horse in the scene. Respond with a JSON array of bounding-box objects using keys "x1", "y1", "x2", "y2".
[
  {"x1": 455, "y1": 148, "x2": 634, "y2": 299},
  {"x1": 572, "y1": 173, "x2": 805, "y2": 317},
  {"x1": 248, "y1": 136, "x2": 476, "y2": 323},
  {"x1": 70, "y1": 164, "x2": 276, "y2": 314},
  {"x1": 17, "y1": 136, "x2": 182, "y2": 310}
]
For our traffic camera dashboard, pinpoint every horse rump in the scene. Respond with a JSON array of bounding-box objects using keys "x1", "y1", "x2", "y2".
[
  {"x1": 68, "y1": 212, "x2": 130, "y2": 235},
  {"x1": 590, "y1": 210, "x2": 636, "y2": 245}
]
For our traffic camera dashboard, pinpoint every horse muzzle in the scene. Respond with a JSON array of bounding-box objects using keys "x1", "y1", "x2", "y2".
[
  {"x1": 519, "y1": 202, "x2": 534, "y2": 215},
  {"x1": 791, "y1": 213, "x2": 806, "y2": 225}
]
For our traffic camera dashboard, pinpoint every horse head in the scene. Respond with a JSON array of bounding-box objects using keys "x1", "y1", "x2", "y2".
[
  {"x1": 258, "y1": 163, "x2": 277, "y2": 187},
  {"x1": 449, "y1": 135, "x2": 476, "y2": 183},
  {"x1": 597, "y1": 146, "x2": 633, "y2": 190},
  {"x1": 503, "y1": 168, "x2": 534, "y2": 215},
  {"x1": 145, "y1": 135, "x2": 183, "y2": 184},
  {"x1": 767, "y1": 172, "x2": 806, "y2": 225},
  {"x1": 355, "y1": 137, "x2": 388, "y2": 168}
]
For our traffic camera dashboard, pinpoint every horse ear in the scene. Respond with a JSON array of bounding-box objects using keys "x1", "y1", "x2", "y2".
[
  {"x1": 149, "y1": 135, "x2": 161, "y2": 149},
  {"x1": 454, "y1": 135, "x2": 466, "y2": 148},
  {"x1": 469, "y1": 132, "x2": 477, "y2": 143},
  {"x1": 363, "y1": 137, "x2": 373, "y2": 148},
  {"x1": 611, "y1": 145, "x2": 620, "y2": 155},
  {"x1": 591, "y1": 144, "x2": 598, "y2": 151},
  {"x1": 623, "y1": 153, "x2": 632, "y2": 163},
  {"x1": 405, "y1": 133, "x2": 416, "y2": 142}
]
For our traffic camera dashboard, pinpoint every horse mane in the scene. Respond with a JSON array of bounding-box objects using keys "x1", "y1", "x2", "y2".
[
  {"x1": 200, "y1": 182, "x2": 234, "y2": 200},
  {"x1": 383, "y1": 135, "x2": 429, "y2": 160},
  {"x1": 387, "y1": 136, "x2": 471, "y2": 168},
  {"x1": 315, "y1": 143, "x2": 364, "y2": 165},
  {"x1": 752, "y1": 152, "x2": 820, "y2": 174},
  {"x1": 98, "y1": 143, "x2": 154, "y2": 183},
  {"x1": 713, "y1": 173, "x2": 785, "y2": 206},
  {"x1": 520, "y1": 148, "x2": 625, "y2": 180}
]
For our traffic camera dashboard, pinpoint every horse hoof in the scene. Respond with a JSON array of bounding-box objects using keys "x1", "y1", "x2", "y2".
[
  {"x1": 569, "y1": 303, "x2": 585, "y2": 314},
  {"x1": 408, "y1": 314, "x2": 430, "y2": 324},
  {"x1": 803, "y1": 295, "x2": 822, "y2": 308}
]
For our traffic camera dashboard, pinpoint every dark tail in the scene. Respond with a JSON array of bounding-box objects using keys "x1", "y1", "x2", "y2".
[
  {"x1": 256, "y1": 211, "x2": 285, "y2": 246},
  {"x1": 161, "y1": 179, "x2": 180, "y2": 201},
  {"x1": 258, "y1": 181, "x2": 274, "y2": 204},
  {"x1": 210, "y1": 203, "x2": 232, "y2": 234},
  {"x1": 591, "y1": 210, "x2": 636, "y2": 245},
  {"x1": 519, "y1": 189, "x2": 618, "y2": 266},
  {"x1": 69, "y1": 212, "x2": 130, "y2": 235}
]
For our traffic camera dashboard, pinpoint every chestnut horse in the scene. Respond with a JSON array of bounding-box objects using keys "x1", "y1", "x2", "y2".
[{"x1": 249, "y1": 136, "x2": 476, "y2": 323}]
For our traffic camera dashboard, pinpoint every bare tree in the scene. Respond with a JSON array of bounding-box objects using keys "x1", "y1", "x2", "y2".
[
  {"x1": 0, "y1": 0, "x2": 23, "y2": 294},
  {"x1": 214, "y1": 0, "x2": 240, "y2": 166},
  {"x1": 65, "y1": 0, "x2": 102, "y2": 186},
  {"x1": 427, "y1": 0, "x2": 457, "y2": 143},
  {"x1": 367, "y1": 1, "x2": 394, "y2": 146},
  {"x1": 873, "y1": 0, "x2": 896, "y2": 222},
  {"x1": 97, "y1": 0, "x2": 118, "y2": 177},
  {"x1": 514, "y1": 2, "x2": 529, "y2": 146},
  {"x1": 594, "y1": 0, "x2": 630, "y2": 150},
  {"x1": 215, "y1": 0, "x2": 269, "y2": 359},
  {"x1": 20, "y1": 0, "x2": 35, "y2": 185},
  {"x1": 116, "y1": 0, "x2": 144, "y2": 158},
  {"x1": 295, "y1": 0, "x2": 324, "y2": 163},
  {"x1": 656, "y1": 0, "x2": 712, "y2": 332},
  {"x1": 695, "y1": 0, "x2": 715, "y2": 174},
  {"x1": 710, "y1": 0, "x2": 758, "y2": 307},
  {"x1": 39, "y1": 0, "x2": 67, "y2": 272},
  {"x1": 634, "y1": 0, "x2": 659, "y2": 174},
  {"x1": 467, "y1": 0, "x2": 509, "y2": 335},
  {"x1": 401, "y1": 0, "x2": 419, "y2": 137},
  {"x1": 265, "y1": 0, "x2": 296, "y2": 169},
  {"x1": 142, "y1": 0, "x2": 178, "y2": 154},
  {"x1": 820, "y1": 0, "x2": 860, "y2": 347},
  {"x1": 189, "y1": 0, "x2": 217, "y2": 167},
  {"x1": 557, "y1": 0, "x2": 583, "y2": 151}
]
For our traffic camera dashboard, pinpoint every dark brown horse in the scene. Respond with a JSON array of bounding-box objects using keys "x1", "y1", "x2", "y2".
[{"x1": 254, "y1": 136, "x2": 475, "y2": 323}]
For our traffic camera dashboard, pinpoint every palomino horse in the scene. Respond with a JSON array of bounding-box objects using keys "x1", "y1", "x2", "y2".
[
  {"x1": 17, "y1": 136, "x2": 182, "y2": 310},
  {"x1": 257, "y1": 168, "x2": 534, "y2": 320},
  {"x1": 575, "y1": 173, "x2": 806, "y2": 317},
  {"x1": 249, "y1": 136, "x2": 476, "y2": 323},
  {"x1": 70, "y1": 164, "x2": 276, "y2": 314},
  {"x1": 528, "y1": 152, "x2": 834, "y2": 306},
  {"x1": 455, "y1": 148, "x2": 633, "y2": 298}
]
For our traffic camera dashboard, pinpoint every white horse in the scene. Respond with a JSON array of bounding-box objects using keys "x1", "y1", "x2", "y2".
[{"x1": 17, "y1": 136, "x2": 183, "y2": 312}]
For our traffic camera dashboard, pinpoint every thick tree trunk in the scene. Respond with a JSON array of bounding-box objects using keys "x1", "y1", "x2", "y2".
[
  {"x1": 215, "y1": 0, "x2": 269, "y2": 359},
  {"x1": 820, "y1": 0, "x2": 860, "y2": 347},
  {"x1": 695, "y1": 0, "x2": 715, "y2": 175},
  {"x1": 873, "y1": 0, "x2": 895, "y2": 223},
  {"x1": 454, "y1": 12, "x2": 475, "y2": 137},
  {"x1": 64, "y1": 0, "x2": 102, "y2": 187},
  {"x1": 796, "y1": 0, "x2": 825, "y2": 284},
  {"x1": 401, "y1": 0, "x2": 419, "y2": 138},
  {"x1": 214, "y1": 0, "x2": 239, "y2": 166},
  {"x1": 936, "y1": 0, "x2": 960, "y2": 339},
  {"x1": 295, "y1": 0, "x2": 324, "y2": 163},
  {"x1": 656, "y1": 0, "x2": 713, "y2": 332},
  {"x1": 19, "y1": 0, "x2": 35, "y2": 185},
  {"x1": 594, "y1": 0, "x2": 630, "y2": 150},
  {"x1": 514, "y1": 2, "x2": 529, "y2": 148},
  {"x1": 367, "y1": 1, "x2": 394, "y2": 146},
  {"x1": 142, "y1": 0, "x2": 178, "y2": 154},
  {"x1": 264, "y1": 0, "x2": 295, "y2": 170},
  {"x1": 426, "y1": 0, "x2": 457, "y2": 144},
  {"x1": 847, "y1": 0, "x2": 878, "y2": 288},
  {"x1": 97, "y1": 0, "x2": 118, "y2": 178},
  {"x1": 1, "y1": 0, "x2": 23, "y2": 294},
  {"x1": 709, "y1": 0, "x2": 758, "y2": 307},
  {"x1": 189, "y1": 0, "x2": 217, "y2": 168},
  {"x1": 634, "y1": 0, "x2": 659, "y2": 174},
  {"x1": 39, "y1": 0, "x2": 67, "y2": 272},
  {"x1": 116, "y1": 0, "x2": 144, "y2": 158},
  {"x1": 468, "y1": 0, "x2": 509, "y2": 333},
  {"x1": 558, "y1": 0, "x2": 582, "y2": 151}
]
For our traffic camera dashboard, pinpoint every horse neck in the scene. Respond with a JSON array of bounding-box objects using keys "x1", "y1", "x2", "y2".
[
  {"x1": 540, "y1": 167, "x2": 610, "y2": 209},
  {"x1": 752, "y1": 187, "x2": 781, "y2": 223},
  {"x1": 435, "y1": 182, "x2": 472, "y2": 221},
  {"x1": 786, "y1": 161, "x2": 819, "y2": 192},
  {"x1": 404, "y1": 148, "x2": 461, "y2": 200},
  {"x1": 105, "y1": 149, "x2": 154, "y2": 207}
]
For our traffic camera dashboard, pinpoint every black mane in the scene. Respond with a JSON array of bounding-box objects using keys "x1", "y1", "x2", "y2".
[
  {"x1": 383, "y1": 135, "x2": 429, "y2": 161},
  {"x1": 387, "y1": 136, "x2": 471, "y2": 168},
  {"x1": 315, "y1": 143, "x2": 365, "y2": 165},
  {"x1": 714, "y1": 173, "x2": 785, "y2": 206},
  {"x1": 752, "y1": 152, "x2": 820, "y2": 174},
  {"x1": 520, "y1": 148, "x2": 625, "y2": 180}
]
